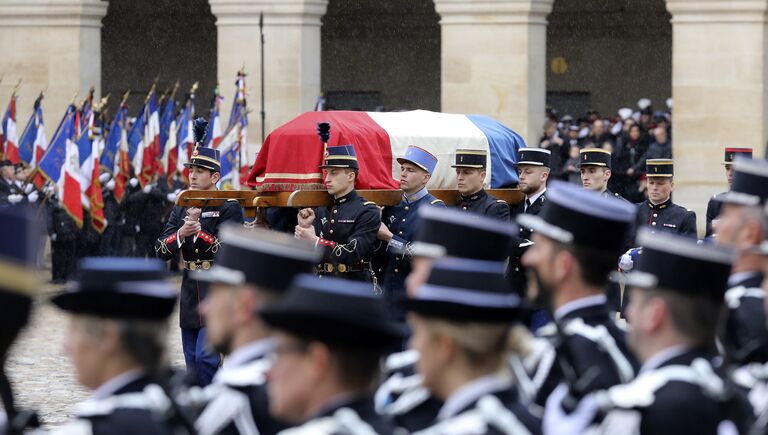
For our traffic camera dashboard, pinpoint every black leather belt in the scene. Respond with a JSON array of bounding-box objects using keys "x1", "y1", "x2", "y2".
[
  {"x1": 315, "y1": 262, "x2": 369, "y2": 274},
  {"x1": 184, "y1": 260, "x2": 213, "y2": 271}
]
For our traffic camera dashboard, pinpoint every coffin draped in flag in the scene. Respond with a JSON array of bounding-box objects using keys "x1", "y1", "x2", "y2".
[
  {"x1": 38, "y1": 111, "x2": 83, "y2": 226},
  {"x1": 18, "y1": 94, "x2": 46, "y2": 168},
  {"x1": 246, "y1": 110, "x2": 526, "y2": 191}
]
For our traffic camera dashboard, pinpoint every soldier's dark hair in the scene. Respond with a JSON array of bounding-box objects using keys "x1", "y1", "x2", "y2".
[
  {"x1": 116, "y1": 319, "x2": 168, "y2": 373},
  {"x1": 642, "y1": 289, "x2": 721, "y2": 349},
  {"x1": 553, "y1": 242, "x2": 618, "y2": 287},
  {"x1": 327, "y1": 344, "x2": 382, "y2": 391}
]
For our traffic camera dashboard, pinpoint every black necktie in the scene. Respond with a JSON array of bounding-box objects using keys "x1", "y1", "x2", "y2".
[{"x1": 525, "y1": 199, "x2": 531, "y2": 212}]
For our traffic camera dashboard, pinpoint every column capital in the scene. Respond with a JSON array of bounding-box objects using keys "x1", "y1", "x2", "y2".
[
  {"x1": 666, "y1": 0, "x2": 768, "y2": 23},
  {"x1": 0, "y1": 0, "x2": 107, "y2": 28},
  {"x1": 433, "y1": 0, "x2": 554, "y2": 25},
  {"x1": 209, "y1": 0, "x2": 329, "y2": 26}
]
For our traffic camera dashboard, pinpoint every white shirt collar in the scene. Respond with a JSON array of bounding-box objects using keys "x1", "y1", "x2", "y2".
[
  {"x1": 437, "y1": 372, "x2": 512, "y2": 420},
  {"x1": 223, "y1": 338, "x2": 275, "y2": 369},
  {"x1": 90, "y1": 369, "x2": 145, "y2": 400},
  {"x1": 728, "y1": 271, "x2": 761, "y2": 288},
  {"x1": 525, "y1": 188, "x2": 546, "y2": 208},
  {"x1": 554, "y1": 294, "x2": 607, "y2": 322},
  {"x1": 639, "y1": 345, "x2": 691, "y2": 374}
]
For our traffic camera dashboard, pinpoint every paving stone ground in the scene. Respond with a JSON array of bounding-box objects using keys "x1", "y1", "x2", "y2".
[{"x1": 7, "y1": 283, "x2": 186, "y2": 428}]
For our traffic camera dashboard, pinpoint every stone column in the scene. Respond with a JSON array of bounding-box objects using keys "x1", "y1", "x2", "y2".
[
  {"x1": 0, "y1": 0, "x2": 107, "y2": 138},
  {"x1": 433, "y1": 0, "x2": 554, "y2": 146},
  {"x1": 666, "y1": 0, "x2": 768, "y2": 233},
  {"x1": 210, "y1": 0, "x2": 328, "y2": 156}
]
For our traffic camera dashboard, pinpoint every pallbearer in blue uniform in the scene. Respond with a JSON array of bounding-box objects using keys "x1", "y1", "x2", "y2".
[
  {"x1": 50, "y1": 257, "x2": 194, "y2": 435},
  {"x1": 452, "y1": 149, "x2": 509, "y2": 220},
  {"x1": 190, "y1": 225, "x2": 321, "y2": 435},
  {"x1": 376, "y1": 145, "x2": 445, "y2": 323},
  {"x1": 403, "y1": 258, "x2": 542, "y2": 435},
  {"x1": 156, "y1": 118, "x2": 244, "y2": 387},
  {"x1": 634, "y1": 159, "x2": 697, "y2": 239},
  {"x1": 711, "y1": 158, "x2": 768, "y2": 379},
  {"x1": 706, "y1": 147, "x2": 753, "y2": 238},
  {"x1": 258, "y1": 275, "x2": 402, "y2": 434},
  {"x1": 295, "y1": 144, "x2": 381, "y2": 284},
  {"x1": 545, "y1": 230, "x2": 754, "y2": 435},
  {"x1": 518, "y1": 182, "x2": 639, "y2": 407}
]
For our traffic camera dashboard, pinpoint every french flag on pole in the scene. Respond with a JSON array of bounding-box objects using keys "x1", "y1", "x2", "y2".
[
  {"x1": 207, "y1": 89, "x2": 223, "y2": 148},
  {"x1": 38, "y1": 111, "x2": 83, "y2": 227},
  {"x1": 176, "y1": 100, "x2": 194, "y2": 178},
  {"x1": 135, "y1": 91, "x2": 160, "y2": 187},
  {"x1": 18, "y1": 93, "x2": 47, "y2": 169},
  {"x1": 2, "y1": 94, "x2": 20, "y2": 164}
]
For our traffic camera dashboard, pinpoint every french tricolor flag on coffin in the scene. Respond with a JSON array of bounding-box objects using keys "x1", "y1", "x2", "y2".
[{"x1": 246, "y1": 110, "x2": 526, "y2": 191}]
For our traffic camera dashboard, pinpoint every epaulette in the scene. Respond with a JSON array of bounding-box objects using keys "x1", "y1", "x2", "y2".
[
  {"x1": 214, "y1": 358, "x2": 271, "y2": 387},
  {"x1": 496, "y1": 199, "x2": 507, "y2": 204},
  {"x1": 195, "y1": 384, "x2": 260, "y2": 435},
  {"x1": 724, "y1": 286, "x2": 765, "y2": 309},
  {"x1": 72, "y1": 385, "x2": 171, "y2": 417},
  {"x1": 363, "y1": 201, "x2": 377, "y2": 206},
  {"x1": 384, "y1": 349, "x2": 420, "y2": 372},
  {"x1": 279, "y1": 408, "x2": 377, "y2": 435},
  {"x1": 562, "y1": 318, "x2": 635, "y2": 383},
  {"x1": 430, "y1": 199, "x2": 444, "y2": 205}
]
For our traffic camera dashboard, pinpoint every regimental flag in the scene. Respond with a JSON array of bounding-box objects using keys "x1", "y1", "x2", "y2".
[
  {"x1": 176, "y1": 90, "x2": 196, "y2": 181},
  {"x1": 115, "y1": 117, "x2": 131, "y2": 203},
  {"x1": 100, "y1": 98, "x2": 128, "y2": 174},
  {"x1": 33, "y1": 104, "x2": 76, "y2": 189},
  {"x1": 84, "y1": 112, "x2": 106, "y2": 233},
  {"x1": 207, "y1": 86, "x2": 223, "y2": 148},
  {"x1": 80, "y1": 86, "x2": 95, "y2": 134},
  {"x1": 159, "y1": 86, "x2": 178, "y2": 177},
  {"x1": 2, "y1": 93, "x2": 20, "y2": 164},
  {"x1": 127, "y1": 100, "x2": 146, "y2": 162},
  {"x1": 38, "y1": 110, "x2": 83, "y2": 227},
  {"x1": 134, "y1": 90, "x2": 160, "y2": 187},
  {"x1": 19, "y1": 92, "x2": 46, "y2": 169}
]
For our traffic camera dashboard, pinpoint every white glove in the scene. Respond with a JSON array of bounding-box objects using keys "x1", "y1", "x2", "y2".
[
  {"x1": 7, "y1": 194, "x2": 23, "y2": 204},
  {"x1": 24, "y1": 184, "x2": 34, "y2": 194},
  {"x1": 143, "y1": 184, "x2": 153, "y2": 194},
  {"x1": 106, "y1": 179, "x2": 115, "y2": 191},
  {"x1": 543, "y1": 384, "x2": 598, "y2": 435},
  {"x1": 51, "y1": 233, "x2": 57, "y2": 242},
  {"x1": 619, "y1": 248, "x2": 640, "y2": 272},
  {"x1": 166, "y1": 192, "x2": 177, "y2": 203},
  {"x1": 129, "y1": 178, "x2": 138, "y2": 187},
  {"x1": 27, "y1": 191, "x2": 39, "y2": 203},
  {"x1": 99, "y1": 172, "x2": 111, "y2": 184},
  {"x1": 43, "y1": 184, "x2": 55, "y2": 196}
]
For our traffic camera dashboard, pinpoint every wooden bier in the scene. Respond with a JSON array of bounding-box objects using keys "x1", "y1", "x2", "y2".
[{"x1": 176, "y1": 188, "x2": 524, "y2": 213}]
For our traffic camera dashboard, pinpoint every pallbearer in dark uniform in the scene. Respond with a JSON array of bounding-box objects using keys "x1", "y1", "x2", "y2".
[
  {"x1": 258, "y1": 275, "x2": 402, "y2": 434},
  {"x1": 634, "y1": 159, "x2": 697, "y2": 239},
  {"x1": 0, "y1": 207, "x2": 43, "y2": 433},
  {"x1": 509, "y1": 147, "x2": 550, "y2": 328},
  {"x1": 190, "y1": 226, "x2": 321, "y2": 435},
  {"x1": 518, "y1": 181, "x2": 639, "y2": 407},
  {"x1": 711, "y1": 158, "x2": 768, "y2": 378},
  {"x1": 295, "y1": 144, "x2": 380, "y2": 284},
  {"x1": 546, "y1": 230, "x2": 753, "y2": 435},
  {"x1": 156, "y1": 118, "x2": 244, "y2": 387},
  {"x1": 50, "y1": 257, "x2": 196, "y2": 435},
  {"x1": 579, "y1": 148, "x2": 625, "y2": 200},
  {"x1": 452, "y1": 149, "x2": 509, "y2": 220},
  {"x1": 403, "y1": 259, "x2": 542, "y2": 435},
  {"x1": 706, "y1": 147, "x2": 752, "y2": 238},
  {"x1": 376, "y1": 145, "x2": 445, "y2": 323}
]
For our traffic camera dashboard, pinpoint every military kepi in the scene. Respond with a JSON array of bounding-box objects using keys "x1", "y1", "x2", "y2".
[
  {"x1": 579, "y1": 148, "x2": 611, "y2": 168},
  {"x1": 517, "y1": 181, "x2": 635, "y2": 255},
  {"x1": 404, "y1": 257, "x2": 524, "y2": 323},
  {"x1": 397, "y1": 145, "x2": 438, "y2": 174},
  {"x1": 197, "y1": 225, "x2": 321, "y2": 291},
  {"x1": 259, "y1": 274, "x2": 401, "y2": 348},
  {"x1": 723, "y1": 147, "x2": 752, "y2": 165},
  {"x1": 646, "y1": 158, "x2": 673, "y2": 177},
  {"x1": 620, "y1": 229, "x2": 733, "y2": 301},
  {"x1": 452, "y1": 149, "x2": 487, "y2": 169},
  {"x1": 719, "y1": 157, "x2": 768, "y2": 206},
  {"x1": 185, "y1": 145, "x2": 222, "y2": 172},
  {"x1": 51, "y1": 257, "x2": 177, "y2": 320},
  {"x1": 517, "y1": 147, "x2": 551, "y2": 168},
  {"x1": 320, "y1": 144, "x2": 359, "y2": 170}
]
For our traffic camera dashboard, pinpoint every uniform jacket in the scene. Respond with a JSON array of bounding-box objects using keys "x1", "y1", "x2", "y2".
[
  {"x1": 634, "y1": 197, "x2": 697, "y2": 241},
  {"x1": 156, "y1": 200, "x2": 243, "y2": 328},
  {"x1": 279, "y1": 395, "x2": 394, "y2": 435},
  {"x1": 705, "y1": 192, "x2": 725, "y2": 238},
  {"x1": 456, "y1": 189, "x2": 510, "y2": 221},
  {"x1": 508, "y1": 192, "x2": 546, "y2": 297}
]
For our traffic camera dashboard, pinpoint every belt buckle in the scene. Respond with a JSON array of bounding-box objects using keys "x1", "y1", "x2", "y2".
[
  {"x1": 324, "y1": 263, "x2": 334, "y2": 273},
  {"x1": 338, "y1": 264, "x2": 347, "y2": 273},
  {"x1": 202, "y1": 261, "x2": 211, "y2": 270}
]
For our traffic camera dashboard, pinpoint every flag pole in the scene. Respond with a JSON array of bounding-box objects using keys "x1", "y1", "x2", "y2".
[{"x1": 259, "y1": 11, "x2": 265, "y2": 145}]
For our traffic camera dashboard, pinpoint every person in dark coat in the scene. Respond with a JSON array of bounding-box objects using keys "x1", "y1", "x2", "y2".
[
  {"x1": 156, "y1": 122, "x2": 244, "y2": 387},
  {"x1": 259, "y1": 275, "x2": 402, "y2": 434},
  {"x1": 705, "y1": 147, "x2": 752, "y2": 238},
  {"x1": 613, "y1": 124, "x2": 649, "y2": 202},
  {"x1": 544, "y1": 231, "x2": 754, "y2": 435},
  {"x1": 46, "y1": 191, "x2": 79, "y2": 283},
  {"x1": 633, "y1": 159, "x2": 697, "y2": 240},
  {"x1": 50, "y1": 257, "x2": 196, "y2": 435},
  {"x1": 294, "y1": 144, "x2": 380, "y2": 284}
]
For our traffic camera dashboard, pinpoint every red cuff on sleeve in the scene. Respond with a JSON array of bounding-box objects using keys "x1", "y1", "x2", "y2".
[
  {"x1": 199, "y1": 231, "x2": 216, "y2": 244},
  {"x1": 164, "y1": 233, "x2": 177, "y2": 245},
  {"x1": 318, "y1": 238, "x2": 337, "y2": 248}
]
